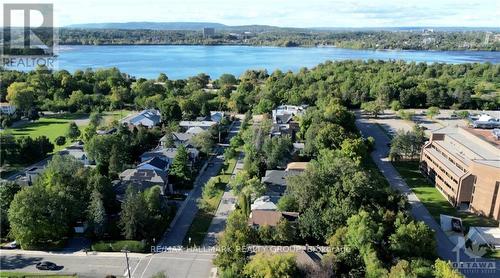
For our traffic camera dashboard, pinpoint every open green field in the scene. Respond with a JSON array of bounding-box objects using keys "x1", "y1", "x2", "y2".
[
  {"x1": 183, "y1": 158, "x2": 237, "y2": 247},
  {"x1": 3, "y1": 113, "x2": 88, "y2": 152},
  {"x1": 393, "y1": 161, "x2": 498, "y2": 228},
  {"x1": 2, "y1": 110, "x2": 132, "y2": 153}
]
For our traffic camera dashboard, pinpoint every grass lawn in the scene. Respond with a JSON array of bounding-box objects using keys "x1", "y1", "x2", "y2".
[
  {"x1": 2, "y1": 113, "x2": 89, "y2": 152},
  {"x1": 0, "y1": 272, "x2": 76, "y2": 278},
  {"x1": 393, "y1": 161, "x2": 498, "y2": 228},
  {"x1": 182, "y1": 158, "x2": 237, "y2": 247},
  {"x1": 91, "y1": 240, "x2": 147, "y2": 253}
]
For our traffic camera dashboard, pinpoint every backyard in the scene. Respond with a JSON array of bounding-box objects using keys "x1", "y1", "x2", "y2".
[{"x1": 393, "y1": 161, "x2": 499, "y2": 228}]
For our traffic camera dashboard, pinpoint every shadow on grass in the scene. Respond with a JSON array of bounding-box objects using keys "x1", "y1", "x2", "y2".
[{"x1": 393, "y1": 161, "x2": 499, "y2": 228}]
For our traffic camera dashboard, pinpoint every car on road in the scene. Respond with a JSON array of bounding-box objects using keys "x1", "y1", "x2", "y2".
[
  {"x1": 1, "y1": 241, "x2": 18, "y2": 249},
  {"x1": 36, "y1": 261, "x2": 61, "y2": 270}
]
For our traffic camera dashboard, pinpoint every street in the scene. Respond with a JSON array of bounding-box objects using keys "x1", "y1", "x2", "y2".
[{"x1": 0, "y1": 249, "x2": 214, "y2": 278}]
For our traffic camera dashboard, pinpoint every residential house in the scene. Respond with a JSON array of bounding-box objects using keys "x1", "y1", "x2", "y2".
[
  {"x1": 140, "y1": 146, "x2": 199, "y2": 167},
  {"x1": 137, "y1": 157, "x2": 170, "y2": 172},
  {"x1": 248, "y1": 210, "x2": 299, "y2": 228},
  {"x1": 59, "y1": 141, "x2": 91, "y2": 165},
  {"x1": 261, "y1": 162, "x2": 308, "y2": 196},
  {"x1": 179, "y1": 120, "x2": 217, "y2": 130},
  {"x1": 420, "y1": 126, "x2": 500, "y2": 220},
  {"x1": 270, "y1": 105, "x2": 306, "y2": 139},
  {"x1": 186, "y1": 126, "x2": 206, "y2": 135},
  {"x1": 210, "y1": 111, "x2": 225, "y2": 123},
  {"x1": 115, "y1": 168, "x2": 170, "y2": 201},
  {"x1": 261, "y1": 170, "x2": 287, "y2": 196},
  {"x1": 121, "y1": 109, "x2": 161, "y2": 128},
  {"x1": 0, "y1": 103, "x2": 16, "y2": 115},
  {"x1": 251, "y1": 195, "x2": 279, "y2": 211},
  {"x1": 285, "y1": 162, "x2": 308, "y2": 175},
  {"x1": 161, "y1": 132, "x2": 196, "y2": 148}
]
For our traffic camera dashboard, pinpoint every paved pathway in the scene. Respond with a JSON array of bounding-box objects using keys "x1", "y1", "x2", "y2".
[
  {"x1": 356, "y1": 112, "x2": 498, "y2": 278},
  {"x1": 159, "y1": 156, "x2": 224, "y2": 247},
  {"x1": 202, "y1": 121, "x2": 243, "y2": 247},
  {"x1": 159, "y1": 120, "x2": 241, "y2": 248},
  {"x1": 202, "y1": 154, "x2": 243, "y2": 247}
]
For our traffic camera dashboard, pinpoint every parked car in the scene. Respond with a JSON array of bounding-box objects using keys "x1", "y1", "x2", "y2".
[
  {"x1": 1, "y1": 241, "x2": 18, "y2": 249},
  {"x1": 36, "y1": 261, "x2": 60, "y2": 270}
]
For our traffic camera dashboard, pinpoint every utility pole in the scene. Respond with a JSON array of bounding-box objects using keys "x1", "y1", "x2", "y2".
[{"x1": 122, "y1": 249, "x2": 131, "y2": 278}]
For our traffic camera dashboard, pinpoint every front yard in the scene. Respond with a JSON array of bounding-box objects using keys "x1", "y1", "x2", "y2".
[{"x1": 393, "y1": 161, "x2": 498, "y2": 228}]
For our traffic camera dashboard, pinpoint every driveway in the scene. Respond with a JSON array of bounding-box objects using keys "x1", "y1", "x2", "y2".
[{"x1": 355, "y1": 112, "x2": 498, "y2": 278}]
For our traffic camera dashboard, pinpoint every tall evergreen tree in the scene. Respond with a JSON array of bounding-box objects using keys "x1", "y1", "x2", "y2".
[{"x1": 88, "y1": 190, "x2": 106, "y2": 238}]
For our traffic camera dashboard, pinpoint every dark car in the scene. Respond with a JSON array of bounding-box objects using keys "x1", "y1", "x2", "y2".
[{"x1": 36, "y1": 261, "x2": 60, "y2": 270}]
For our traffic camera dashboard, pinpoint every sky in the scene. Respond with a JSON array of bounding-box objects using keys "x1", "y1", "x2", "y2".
[{"x1": 1, "y1": 0, "x2": 499, "y2": 28}]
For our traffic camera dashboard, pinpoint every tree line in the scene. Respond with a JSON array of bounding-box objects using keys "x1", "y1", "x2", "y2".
[{"x1": 57, "y1": 28, "x2": 500, "y2": 51}]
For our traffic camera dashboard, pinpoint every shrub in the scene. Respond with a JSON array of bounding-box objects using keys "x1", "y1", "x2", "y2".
[{"x1": 91, "y1": 240, "x2": 147, "y2": 253}]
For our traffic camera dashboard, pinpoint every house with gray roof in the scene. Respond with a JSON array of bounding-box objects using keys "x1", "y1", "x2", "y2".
[
  {"x1": 115, "y1": 168, "x2": 170, "y2": 201},
  {"x1": 140, "y1": 146, "x2": 199, "y2": 167},
  {"x1": 121, "y1": 109, "x2": 161, "y2": 128},
  {"x1": 137, "y1": 157, "x2": 170, "y2": 172}
]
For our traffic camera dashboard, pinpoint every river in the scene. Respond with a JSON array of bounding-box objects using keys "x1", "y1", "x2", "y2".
[{"x1": 23, "y1": 45, "x2": 500, "y2": 79}]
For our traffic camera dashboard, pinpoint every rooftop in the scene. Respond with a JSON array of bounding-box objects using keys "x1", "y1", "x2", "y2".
[
  {"x1": 248, "y1": 210, "x2": 299, "y2": 227},
  {"x1": 431, "y1": 126, "x2": 500, "y2": 168}
]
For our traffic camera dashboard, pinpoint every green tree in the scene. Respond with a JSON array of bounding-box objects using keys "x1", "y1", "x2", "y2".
[
  {"x1": 192, "y1": 131, "x2": 215, "y2": 154},
  {"x1": 389, "y1": 219, "x2": 436, "y2": 260},
  {"x1": 159, "y1": 100, "x2": 182, "y2": 123},
  {"x1": 390, "y1": 100, "x2": 402, "y2": 111},
  {"x1": 434, "y1": 259, "x2": 463, "y2": 278},
  {"x1": 6, "y1": 82, "x2": 36, "y2": 116},
  {"x1": 0, "y1": 181, "x2": 22, "y2": 236},
  {"x1": 215, "y1": 211, "x2": 250, "y2": 272},
  {"x1": 169, "y1": 145, "x2": 191, "y2": 188},
  {"x1": 119, "y1": 186, "x2": 148, "y2": 239},
  {"x1": 243, "y1": 253, "x2": 298, "y2": 278},
  {"x1": 262, "y1": 135, "x2": 293, "y2": 169},
  {"x1": 426, "y1": 106, "x2": 440, "y2": 119},
  {"x1": 87, "y1": 190, "x2": 106, "y2": 238},
  {"x1": 274, "y1": 218, "x2": 298, "y2": 245},
  {"x1": 8, "y1": 185, "x2": 68, "y2": 249},
  {"x1": 89, "y1": 112, "x2": 104, "y2": 127},
  {"x1": 55, "y1": 136, "x2": 66, "y2": 146},
  {"x1": 361, "y1": 101, "x2": 385, "y2": 118},
  {"x1": 67, "y1": 121, "x2": 81, "y2": 141},
  {"x1": 340, "y1": 138, "x2": 368, "y2": 164}
]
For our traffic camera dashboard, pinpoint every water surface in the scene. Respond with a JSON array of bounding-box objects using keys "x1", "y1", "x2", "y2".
[{"x1": 37, "y1": 45, "x2": 500, "y2": 79}]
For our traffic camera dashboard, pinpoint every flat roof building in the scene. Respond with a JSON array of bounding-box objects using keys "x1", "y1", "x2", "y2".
[{"x1": 420, "y1": 126, "x2": 500, "y2": 220}]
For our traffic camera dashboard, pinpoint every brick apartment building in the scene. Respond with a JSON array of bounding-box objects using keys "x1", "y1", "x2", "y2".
[{"x1": 420, "y1": 126, "x2": 500, "y2": 220}]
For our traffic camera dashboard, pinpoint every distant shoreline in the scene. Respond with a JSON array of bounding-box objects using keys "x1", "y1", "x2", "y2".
[{"x1": 56, "y1": 43, "x2": 499, "y2": 52}]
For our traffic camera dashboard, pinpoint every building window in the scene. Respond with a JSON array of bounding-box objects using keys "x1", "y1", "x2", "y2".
[{"x1": 489, "y1": 182, "x2": 500, "y2": 217}]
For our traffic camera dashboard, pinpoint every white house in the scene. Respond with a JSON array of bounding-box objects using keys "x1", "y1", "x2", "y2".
[
  {"x1": 121, "y1": 109, "x2": 161, "y2": 128},
  {"x1": 179, "y1": 120, "x2": 217, "y2": 130},
  {"x1": 0, "y1": 103, "x2": 16, "y2": 115}
]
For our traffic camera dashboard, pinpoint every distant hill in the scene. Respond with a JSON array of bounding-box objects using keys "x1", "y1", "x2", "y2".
[
  {"x1": 65, "y1": 22, "x2": 500, "y2": 33},
  {"x1": 66, "y1": 22, "x2": 228, "y2": 30}
]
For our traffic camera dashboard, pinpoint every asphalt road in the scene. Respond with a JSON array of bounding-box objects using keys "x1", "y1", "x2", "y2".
[
  {"x1": 356, "y1": 112, "x2": 498, "y2": 278},
  {"x1": 0, "y1": 250, "x2": 215, "y2": 278}
]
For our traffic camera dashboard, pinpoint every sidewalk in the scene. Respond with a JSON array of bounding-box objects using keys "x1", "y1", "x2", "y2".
[{"x1": 202, "y1": 153, "x2": 243, "y2": 247}]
